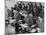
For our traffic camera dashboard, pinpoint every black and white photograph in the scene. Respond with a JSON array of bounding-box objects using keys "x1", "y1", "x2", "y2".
[{"x1": 5, "y1": 0, "x2": 44, "y2": 35}]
